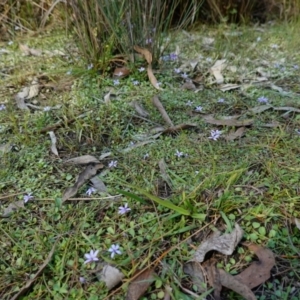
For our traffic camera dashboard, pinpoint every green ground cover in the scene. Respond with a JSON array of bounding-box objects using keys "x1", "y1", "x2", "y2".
[{"x1": 0, "y1": 21, "x2": 300, "y2": 299}]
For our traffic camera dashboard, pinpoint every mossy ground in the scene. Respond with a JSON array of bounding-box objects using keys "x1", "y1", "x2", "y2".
[{"x1": 0, "y1": 21, "x2": 300, "y2": 299}]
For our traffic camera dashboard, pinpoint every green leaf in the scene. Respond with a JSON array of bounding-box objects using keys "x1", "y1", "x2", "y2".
[
  {"x1": 127, "y1": 187, "x2": 191, "y2": 215},
  {"x1": 191, "y1": 213, "x2": 206, "y2": 220},
  {"x1": 117, "y1": 189, "x2": 147, "y2": 204}
]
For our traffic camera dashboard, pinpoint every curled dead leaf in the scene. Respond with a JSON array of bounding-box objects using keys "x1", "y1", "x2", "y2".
[
  {"x1": 64, "y1": 155, "x2": 100, "y2": 165},
  {"x1": 134, "y1": 45, "x2": 152, "y2": 64},
  {"x1": 225, "y1": 127, "x2": 245, "y2": 141},
  {"x1": 49, "y1": 131, "x2": 59, "y2": 156},
  {"x1": 62, "y1": 163, "x2": 104, "y2": 202},
  {"x1": 193, "y1": 224, "x2": 244, "y2": 263},
  {"x1": 235, "y1": 243, "x2": 275, "y2": 289},
  {"x1": 147, "y1": 65, "x2": 162, "y2": 90}
]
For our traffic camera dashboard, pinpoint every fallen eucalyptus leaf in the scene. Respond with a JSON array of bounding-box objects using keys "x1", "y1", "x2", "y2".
[
  {"x1": 2, "y1": 200, "x2": 24, "y2": 218},
  {"x1": 131, "y1": 101, "x2": 149, "y2": 117},
  {"x1": 90, "y1": 176, "x2": 107, "y2": 193},
  {"x1": 248, "y1": 105, "x2": 273, "y2": 114},
  {"x1": 126, "y1": 268, "x2": 155, "y2": 300},
  {"x1": 234, "y1": 243, "x2": 275, "y2": 289},
  {"x1": 219, "y1": 84, "x2": 240, "y2": 91},
  {"x1": 202, "y1": 115, "x2": 253, "y2": 127},
  {"x1": 210, "y1": 59, "x2": 227, "y2": 84},
  {"x1": 64, "y1": 155, "x2": 100, "y2": 165},
  {"x1": 62, "y1": 163, "x2": 104, "y2": 201},
  {"x1": 225, "y1": 127, "x2": 245, "y2": 141},
  {"x1": 49, "y1": 131, "x2": 58, "y2": 156}
]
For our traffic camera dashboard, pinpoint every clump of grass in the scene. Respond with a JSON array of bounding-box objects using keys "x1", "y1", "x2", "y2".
[{"x1": 66, "y1": 0, "x2": 203, "y2": 69}]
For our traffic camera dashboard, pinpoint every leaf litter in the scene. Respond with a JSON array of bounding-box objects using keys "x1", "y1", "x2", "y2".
[{"x1": 184, "y1": 224, "x2": 276, "y2": 300}]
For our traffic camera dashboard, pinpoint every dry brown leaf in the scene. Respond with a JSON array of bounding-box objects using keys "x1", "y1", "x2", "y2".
[
  {"x1": 90, "y1": 176, "x2": 107, "y2": 193},
  {"x1": 210, "y1": 59, "x2": 227, "y2": 84},
  {"x1": 113, "y1": 67, "x2": 130, "y2": 78},
  {"x1": 10, "y1": 239, "x2": 59, "y2": 300},
  {"x1": 26, "y1": 79, "x2": 40, "y2": 99},
  {"x1": 235, "y1": 243, "x2": 275, "y2": 289},
  {"x1": 64, "y1": 155, "x2": 100, "y2": 165},
  {"x1": 294, "y1": 218, "x2": 300, "y2": 230},
  {"x1": 202, "y1": 115, "x2": 253, "y2": 127},
  {"x1": 131, "y1": 101, "x2": 149, "y2": 117},
  {"x1": 203, "y1": 259, "x2": 222, "y2": 300},
  {"x1": 219, "y1": 269, "x2": 257, "y2": 300},
  {"x1": 193, "y1": 224, "x2": 244, "y2": 263},
  {"x1": 0, "y1": 143, "x2": 13, "y2": 155},
  {"x1": 248, "y1": 105, "x2": 273, "y2": 114},
  {"x1": 181, "y1": 81, "x2": 196, "y2": 90},
  {"x1": 219, "y1": 84, "x2": 240, "y2": 91},
  {"x1": 49, "y1": 131, "x2": 59, "y2": 156},
  {"x1": 225, "y1": 127, "x2": 245, "y2": 141},
  {"x1": 99, "y1": 265, "x2": 124, "y2": 290},
  {"x1": 152, "y1": 96, "x2": 174, "y2": 127},
  {"x1": 163, "y1": 123, "x2": 198, "y2": 134},
  {"x1": 126, "y1": 268, "x2": 155, "y2": 300},
  {"x1": 147, "y1": 65, "x2": 162, "y2": 90},
  {"x1": 183, "y1": 262, "x2": 206, "y2": 293},
  {"x1": 2, "y1": 200, "x2": 24, "y2": 218},
  {"x1": 104, "y1": 90, "x2": 112, "y2": 104},
  {"x1": 19, "y1": 44, "x2": 42, "y2": 56},
  {"x1": 158, "y1": 159, "x2": 173, "y2": 188},
  {"x1": 62, "y1": 163, "x2": 104, "y2": 202},
  {"x1": 134, "y1": 45, "x2": 152, "y2": 64}
]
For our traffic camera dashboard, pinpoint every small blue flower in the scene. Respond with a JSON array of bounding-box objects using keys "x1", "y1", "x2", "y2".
[
  {"x1": 108, "y1": 244, "x2": 122, "y2": 259},
  {"x1": 138, "y1": 67, "x2": 145, "y2": 72},
  {"x1": 133, "y1": 80, "x2": 139, "y2": 85},
  {"x1": 169, "y1": 53, "x2": 178, "y2": 61},
  {"x1": 23, "y1": 193, "x2": 34, "y2": 203},
  {"x1": 186, "y1": 100, "x2": 194, "y2": 106},
  {"x1": 209, "y1": 130, "x2": 222, "y2": 141},
  {"x1": 257, "y1": 96, "x2": 268, "y2": 104},
  {"x1": 87, "y1": 64, "x2": 93, "y2": 70},
  {"x1": 0, "y1": 104, "x2": 6, "y2": 111},
  {"x1": 86, "y1": 187, "x2": 96, "y2": 196},
  {"x1": 108, "y1": 160, "x2": 118, "y2": 168},
  {"x1": 217, "y1": 98, "x2": 225, "y2": 103},
  {"x1": 174, "y1": 68, "x2": 181, "y2": 74},
  {"x1": 181, "y1": 73, "x2": 188, "y2": 79},
  {"x1": 293, "y1": 65, "x2": 299, "y2": 70},
  {"x1": 84, "y1": 250, "x2": 99, "y2": 264},
  {"x1": 175, "y1": 150, "x2": 184, "y2": 158},
  {"x1": 195, "y1": 106, "x2": 203, "y2": 112},
  {"x1": 118, "y1": 203, "x2": 131, "y2": 215},
  {"x1": 113, "y1": 79, "x2": 120, "y2": 85},
  {"x1": 145, "y1": 38, "x2": 152, "y2": 45},
  {"x1": 79, "y1": 277, "x2": 86, "y2": 284},
  {"x1": 43, "y1": 106, "x2": 51, "y2": 112}
]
